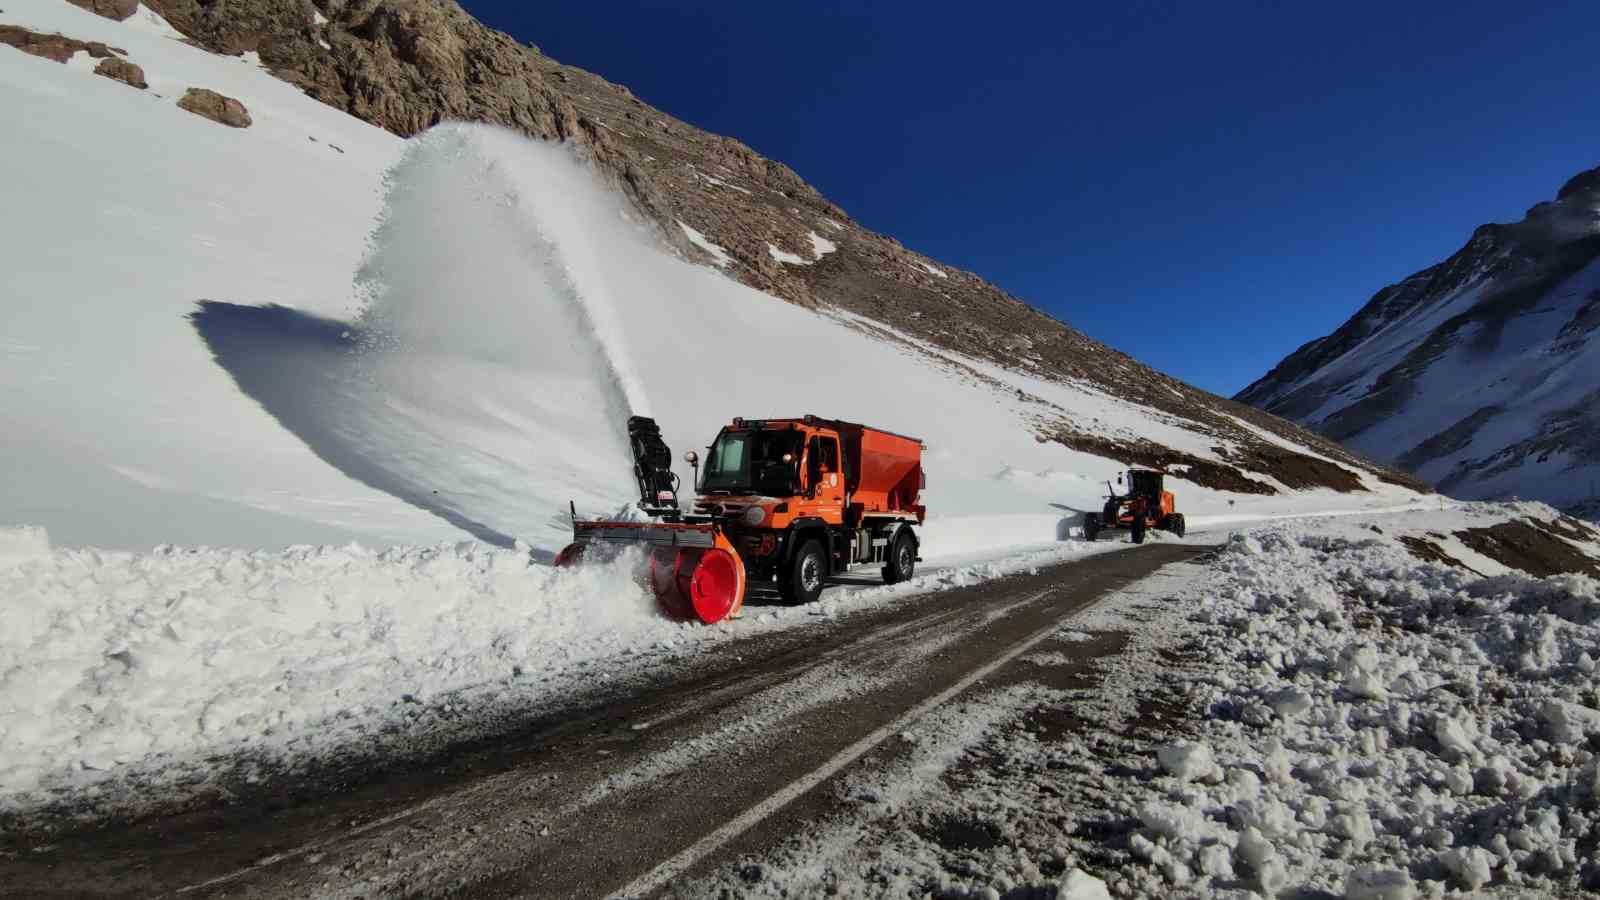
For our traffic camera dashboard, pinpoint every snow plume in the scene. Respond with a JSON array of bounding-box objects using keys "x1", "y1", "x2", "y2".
[
  {"x1": 193, "y1": 127, "x2": 671, "y2": 550},
  {"x1": 355, "y1": 125, "x2": 653, "y2": 419}
]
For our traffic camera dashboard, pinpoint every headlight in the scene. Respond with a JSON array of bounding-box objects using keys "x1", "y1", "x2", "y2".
[{"x1": 742, "y1": 505, "x2": 767, "y2": 527}]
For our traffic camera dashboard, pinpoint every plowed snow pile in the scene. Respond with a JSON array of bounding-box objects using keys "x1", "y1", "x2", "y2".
[
  {"x1": 1110, "y1": 513, "x2": 1600, "y2": 897},
  {"x1": 0, "y1": 528, "x2": 677, "y2": 811},
  {"x1": 690, "y1": 504, "x2": 1600, "y2": 898}
]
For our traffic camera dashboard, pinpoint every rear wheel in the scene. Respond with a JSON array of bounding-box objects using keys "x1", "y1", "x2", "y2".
[
  {"x1": 1169, "y1": 513, "x2": 1186, "y2": 538},
  {"x1": 1131, "y1": 516, "x2": 1147, "y2": 544},
  {"x1": 882, "y1": 529, "x2": 916, "y2": 584},
  {"x1": 779, "y1": 539, "x2": 826, "y2": 605},
  {"x1": 1083, "y1": 514, "x2": 1100, "y2": 542}
]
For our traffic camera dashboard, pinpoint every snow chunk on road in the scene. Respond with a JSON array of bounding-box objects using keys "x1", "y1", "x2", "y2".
[
  {"x1": 1155, "y1": 741, "x2": 1219, "y2": 782},
  {"x1": 1265, "y1": 686, "x2": 1312, "y2": 719},
  {"x1": 1344, "y1": 866, "x2": 1416, "y2": 900},
  {"x1": 1439, "y1": 846, "x2": 1494, "y2": 890},
  {"x1": 1058, "y1": 869, "x2": 1111, "y2": 900}
]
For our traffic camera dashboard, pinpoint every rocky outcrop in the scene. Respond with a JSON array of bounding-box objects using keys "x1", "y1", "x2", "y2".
[
  {"x1": 133, "y1": 0, "x2": 1421, "y2": 496},
  {"x1": 65, "y1": 0, "x2": 139, "y2": 21},
  {"x1": 1239, "y1": 164, "x2": 1600, "y2": 511},
  {"x1": 177, "y1": 87, "x2": 252, "y2": 127},
  {"x1": 94, "y1": 56, "x2": 147, "y2": 88},
  {"x1": 0, "y1": 23, "x2": 122, "y2": 62}
]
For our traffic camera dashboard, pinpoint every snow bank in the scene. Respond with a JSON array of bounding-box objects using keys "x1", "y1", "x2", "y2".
[
  {"x1": 1070, "y1": 512, "x2": 1600, "y2": 896},
  {"x1": 0, "y1": 528, "x2": 672, "y2": 806}
]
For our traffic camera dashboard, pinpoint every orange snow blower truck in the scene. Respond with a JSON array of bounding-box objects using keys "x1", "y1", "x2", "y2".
[
  {"x1": 1082, "y1": 468, "x2": 1185, "y2": 544},
  {"x1": 555, "y1": 416, "x2": 926, "y2": 624}
]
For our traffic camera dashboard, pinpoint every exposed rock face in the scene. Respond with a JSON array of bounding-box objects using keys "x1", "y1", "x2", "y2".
[
  {"x1": 94, "y1": 56, "x2": 147, "y2": 89},
  {"x1": 136, "y1": 0, "x2": 1422, "y2": 495},
  {"x1": 1239, "y1": 165, "x2": 1600, "y2": 511},
  {"x1": 177, "y1": 87, "x2": 253, "y2": 127},
  {"x1": 0, "y1": 23, "x2": 120, "y2": 62},
  {"x1": 65, "y1": 0, "x2": 140, "y2": 21}
]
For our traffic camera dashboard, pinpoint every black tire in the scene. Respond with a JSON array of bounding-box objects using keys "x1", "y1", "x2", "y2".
[
  {"x1": 1170, "y1": 513, "x2": 1186, "y2": 538},
  {"x1": 1102, "y1": 499, "x2": 1119, "y2": 524},
  {"x1": 1131, "y1": 516, "x2": 1147, "y2": 544},
  {"x1": 882, "y1": 529, "x2": 916, "y2": 584},
  {"x1": 1083, "y1": 513, "x2": 1100, "y2": 542},
  {"x1": 779, "y1": 539, "x2": 827, "y2": 605}
]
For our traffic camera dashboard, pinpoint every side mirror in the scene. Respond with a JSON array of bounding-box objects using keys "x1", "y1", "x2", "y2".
[
  {"x1": 683, "y1": 450, "x2": 699, "y2": 466},
  {"x1": 1117, "y1": 474, "x2": 1124, "y2": 485}
]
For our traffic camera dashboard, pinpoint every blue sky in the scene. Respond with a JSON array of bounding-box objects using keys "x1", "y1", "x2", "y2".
[{"x1": 462, "y1": 1, "x2": 1600, "y2": 396}]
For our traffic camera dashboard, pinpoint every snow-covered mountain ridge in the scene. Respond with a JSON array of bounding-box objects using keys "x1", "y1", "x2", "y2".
[{"x1": 1237, "y1": 164, "x2": 1600, "y2": 514}]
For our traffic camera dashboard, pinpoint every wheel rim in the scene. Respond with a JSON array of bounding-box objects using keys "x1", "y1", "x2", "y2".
[
  {"x1": 800, "y1": 553, "x2": 822, "y2": 592},
  {"x1": 898, "y1": 543, "x2": 912, "y2": 574}
]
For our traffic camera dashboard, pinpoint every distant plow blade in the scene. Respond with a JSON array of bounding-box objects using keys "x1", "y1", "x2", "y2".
[{"x1": 555, "y1": 520, "x2": 747, "y2": 624}]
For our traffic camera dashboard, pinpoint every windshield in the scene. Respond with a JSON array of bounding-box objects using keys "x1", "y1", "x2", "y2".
[
  {"x1": 702, "y1": 429, "x2": 802, "y2": 495},
  {"x1": 1129, "y1": 471, "x2": 1163, "y2": 499}
]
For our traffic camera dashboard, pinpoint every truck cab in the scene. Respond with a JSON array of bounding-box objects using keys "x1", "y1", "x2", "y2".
[{"x1": 690, "y1": 416, "x2": 924, "y2": 604}]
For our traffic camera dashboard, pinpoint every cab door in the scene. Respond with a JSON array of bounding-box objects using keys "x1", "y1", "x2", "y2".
[{"x1": 805, "y1": 434, "x2": 845, "y2": 523}]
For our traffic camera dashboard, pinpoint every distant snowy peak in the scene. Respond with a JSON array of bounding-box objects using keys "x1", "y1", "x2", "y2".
[{"x1": 1237, "y1": 163, "x2": 1600, "y2": 513}]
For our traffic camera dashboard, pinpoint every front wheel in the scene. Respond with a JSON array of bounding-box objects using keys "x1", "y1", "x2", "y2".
[
  {"x1": 1168, "y1": 513, "x2": 1186, "y2": 538},
  {"x1": 882, "y1": 529, "x2": 916, "y2": 584},
  {"x1": 779, "y1": 539, "x2": 827, "y2": 605},
  {"x1": 1083, "y1": 513, "x2": 1100, "y2": 542},
  {"x1": 1131, "y1": 516, "x2": 1147, "y2": 544}
]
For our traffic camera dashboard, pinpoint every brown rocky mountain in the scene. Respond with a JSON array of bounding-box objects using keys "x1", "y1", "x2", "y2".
[
  {"x1": 1238, "y1": 165, "x2": 1600, "y2": 515},
  {"x1": 130, "y1": 0, "x2": 1422, "y2": 496}
]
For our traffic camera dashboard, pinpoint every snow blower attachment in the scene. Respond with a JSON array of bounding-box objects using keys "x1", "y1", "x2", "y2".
[
  {"x1": 628, "y1": 416, "x2": 681, "y2": 517},
  {"x1": 555, "y1": 416, "x2": 746, "y2": 624},
  {"x1": 556, "y1": 415, "x2": 927, "y2": 625}
]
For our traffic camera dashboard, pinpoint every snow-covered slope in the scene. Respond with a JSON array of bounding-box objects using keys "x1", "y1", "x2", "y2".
[
  {"x1": 1237, "y1": 165, "x2": 1600, "y2": 512},
  {"x1": 0, "y1": 0, "x2": 1423, "y2": 558}
]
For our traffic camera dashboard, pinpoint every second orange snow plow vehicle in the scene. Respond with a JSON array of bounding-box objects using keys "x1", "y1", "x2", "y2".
[
  {"x1": 556, "y1": 415, "x2": 926, "y2": 624},
  {"x1": 1083, "y1": 468, "x2": 1185, "y2": 544}
]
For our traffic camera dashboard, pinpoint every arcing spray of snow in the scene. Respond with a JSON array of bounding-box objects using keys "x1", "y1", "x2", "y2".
[
  {"x1": 354, "y1": 125, "x2": 654, "y2": 420},
  {"x1": 194, "y1": 127, "x2": 675, "y2": 550}
]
